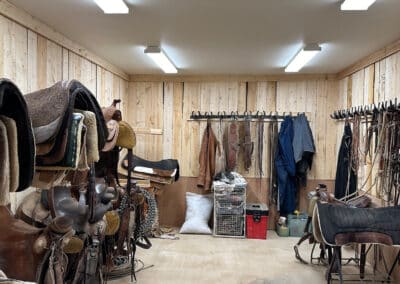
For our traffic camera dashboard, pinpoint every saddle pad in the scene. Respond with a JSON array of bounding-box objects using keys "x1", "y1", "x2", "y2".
[
  {"x1": 75, "y1": 110, "x2": 99, "y2": 163},
  {"x1": 36, "y1": 113, "x2": 84, "y2": 170},
  {"x1": 25, "y1": 80, "x2": 108, "y2": 152},
  {"x1": 102, "y1": 119, "x2": 119, "y2": 152},
  {"x1": 0, "y1": 120, "x2": 10, "y2": 206},
  {"x1": 0, "y1": 79, "x2": 35, "y2": 191},
  {"x1": 24, "y1": 81, "x2": 70, "y2": 143},
  {"x1": 0, "y1": 116, "x2": 19, "y2": 192},
  {"x1": 117, "y1": 149, "x2": 178, "y2": 184},
  {"x1": 316, "y1": 202, "x2": 400, "y2": 246},
  {"x1": 127, "y1": 153, "x2": 179, "y2": 180}
]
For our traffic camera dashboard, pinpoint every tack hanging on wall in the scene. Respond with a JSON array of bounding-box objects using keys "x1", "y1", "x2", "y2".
[{"x1": 188, "y1": 111, "x2": 310, "y2": 122}]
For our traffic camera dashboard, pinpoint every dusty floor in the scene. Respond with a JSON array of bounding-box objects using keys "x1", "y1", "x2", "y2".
[{"x1": 110, "y1": 231, "x2": 382, "y2": 284}]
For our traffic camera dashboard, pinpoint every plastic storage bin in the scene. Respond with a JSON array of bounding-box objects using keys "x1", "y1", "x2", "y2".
[
  {"x1": 287, "y1": 213, "x2": 308, "y2": 237},
  {"x1": 246, "y1": 203, "x2": 268, "y2": 239}
]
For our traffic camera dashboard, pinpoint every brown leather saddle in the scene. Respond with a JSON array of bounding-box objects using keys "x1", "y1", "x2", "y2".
[{"x1": 0, "y1": 206, "x2": 74, "y2": 282}]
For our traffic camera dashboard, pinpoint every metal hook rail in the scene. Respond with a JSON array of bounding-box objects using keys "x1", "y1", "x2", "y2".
[
  {"x1": 331, "y1": 98, "x2": 400, "y2": 120},
  {"x1": 188, "y1": 111, "x2": 309, "y2": 121}
]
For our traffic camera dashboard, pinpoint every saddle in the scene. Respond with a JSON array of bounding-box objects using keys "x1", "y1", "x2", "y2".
[
  {"x1": 0, "y1": 79, "x2": 35, "y2": 191},
  {"x1": 315, "y1": 203, "x2": 400, "y2": 246},
  {"x1": 0, "y1": 206, "x2": 73, "y2": 282},
  {"x1": 118, "y1": 149, "x2": 180, "y2": 184},
  {"x1": 25, "y1": 80, "x2": 108, "y2": 167}
]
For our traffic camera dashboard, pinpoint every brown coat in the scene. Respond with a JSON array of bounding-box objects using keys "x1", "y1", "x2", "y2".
[{"x1": 197, "y1": 122, "x2": 220, "y2": 191}]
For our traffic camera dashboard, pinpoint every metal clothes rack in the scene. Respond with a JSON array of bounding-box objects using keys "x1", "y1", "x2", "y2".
[
  {"x1": 188, "y1": 111, "x2": 309, "y2": 121},
  {"x1": 330, "y1": 98, "x2": 399, "y2": 120}
]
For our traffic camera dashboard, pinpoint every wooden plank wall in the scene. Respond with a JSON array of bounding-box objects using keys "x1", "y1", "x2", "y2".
[
  {"x1": 128, "y1": 79, "x2": 339, "y2": 180},
  {"x1": 0, "y1": 14, "x2": 128, "y2": 107}
]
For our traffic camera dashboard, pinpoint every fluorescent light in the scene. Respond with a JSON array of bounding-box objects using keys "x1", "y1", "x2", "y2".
[
  {"x1": 285, "y1": 44, "x2": 321, "y2": 73},
  {"x1": 341, "y1": 0, "x2": 376, "y2": 11},
  {"x1": 94, "y1": 0, "x2": 129, "y2": 14},
  {"x1": 144, "y1": 46, "x2": 178, "y2": 74}
]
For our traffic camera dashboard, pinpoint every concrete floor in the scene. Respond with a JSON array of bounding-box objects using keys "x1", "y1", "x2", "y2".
[
  {"x1": 110, "y1": 231, "x2": 391, "y2": 284},
  {"x1": 111, "y1": 231, "x2": 332, "y2": 284}
]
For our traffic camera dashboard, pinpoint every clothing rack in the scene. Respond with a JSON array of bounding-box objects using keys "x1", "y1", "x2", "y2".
[
  {"x1": 188, "y1": 111, "x2": 310, "y2": 121},
  {"x1": 330, "y1": 98, "x2": 399, "y2": 120}
]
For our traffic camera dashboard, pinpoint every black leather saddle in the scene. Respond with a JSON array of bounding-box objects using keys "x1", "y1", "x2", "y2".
[{"x1": 316, "y1": 202, "x2": 400, "y2": 246}]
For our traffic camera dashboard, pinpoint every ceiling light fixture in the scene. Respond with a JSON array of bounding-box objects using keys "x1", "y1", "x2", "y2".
[
  {"x1": 144, "y1": 46, "x2": 178, "y2": 74},
  {"x1": 94, "y1": 0, "x2": 129, "y2": 14},
  {"x1": 341, "y1": 0, "x2": 376, "y2": 11},
  {"x1": 285, "y1": 44, "x2": 321, "y2": 73}
]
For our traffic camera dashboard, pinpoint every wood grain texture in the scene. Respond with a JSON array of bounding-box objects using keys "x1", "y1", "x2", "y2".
[
  {"x1": 0, "y1": 0, "x2": 128, "y2": 80},
  {"x1": 337, "y1": 37, "x2": 400, "y2": 79},
  {"x1": 0, "y1": 10, "x2": 129, "y2": 116},
  {"x1": 128, "y1": 80, "x2": 337, "y2": 180}
]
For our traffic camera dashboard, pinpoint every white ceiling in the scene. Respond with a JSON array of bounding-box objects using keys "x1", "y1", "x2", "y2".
[{"x1": 9, "y1": 0, "x2": 400, "y2": 75}]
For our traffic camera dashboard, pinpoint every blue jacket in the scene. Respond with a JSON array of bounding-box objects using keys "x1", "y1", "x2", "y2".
[{"x1": 275, "y1": 116, "x2": 297, "y2": 214}]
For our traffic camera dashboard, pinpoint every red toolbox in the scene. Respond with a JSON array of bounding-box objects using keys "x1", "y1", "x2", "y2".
[{"x1": 246, "y1": 203, "x2": 268, "y2": 239}]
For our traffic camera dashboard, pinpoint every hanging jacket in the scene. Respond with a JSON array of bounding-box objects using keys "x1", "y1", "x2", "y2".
[
  {"x1": 292, "y1": 114, "x2": 315, "y2": 186},
  {"x1": 334, "y1": 122, "x2": 357, "y2": 199},
  {"x1": 198, "y1": 122, "x2": 220, "y2": 191},
  {"x1": 275, "y1": 116, "x2": 297, "y2": 214}
]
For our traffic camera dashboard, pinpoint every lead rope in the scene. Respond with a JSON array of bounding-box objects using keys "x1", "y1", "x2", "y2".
[{"x1": 341, "y1": 112, "x2": 387, "y2": 201}]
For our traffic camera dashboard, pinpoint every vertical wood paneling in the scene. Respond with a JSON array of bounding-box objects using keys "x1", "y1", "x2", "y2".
[
  {"x1": 183, "y1": 82, "x2": 200, "y2": 176},
  {"x1": 62, "y1": 48, "x2": 69, "y2": 81},
  {"x1": 128, "y1": 82, "x2": 163, "y2": 161},
  {"x1": 26, "y1": 30, "x2": 37, "y2": 93},
  {"x1": 0, "y1": 15, "x2": 28, "y2": 92},
  {"x1": 68, "y1": 51, "x2": 96, "y2": 94},
  {"x1": 127, "y1": 80, "x2": 336, "y2": 180}
]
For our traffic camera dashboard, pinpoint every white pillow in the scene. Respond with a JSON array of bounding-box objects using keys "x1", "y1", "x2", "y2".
[{"x1": 180, "y1": 192, "x2": 213, "y2": 234}]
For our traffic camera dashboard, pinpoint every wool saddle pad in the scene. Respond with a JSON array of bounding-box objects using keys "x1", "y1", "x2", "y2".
[
  {"x1": 75, "y1": 110, "x2": 99, "y2": 163},
  {"x1": 25, "y1": 80, "x2": 108, "y2": 153},
  {"x1": 0, "y1": 79, "x2": 35, "y2": 191},
  {"x1": 0, "y1": 116, "x2": 19, "y2": 193},
  {"x1": 0, "y1": 120, "x2": 10, "y2": 206}
]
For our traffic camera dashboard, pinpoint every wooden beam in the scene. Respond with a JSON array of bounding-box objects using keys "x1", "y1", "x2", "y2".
[
  {"x1": 133, "y1": 127, "x2": 163, "y2": 135},
  {"x1": 129, "y1": 74, "x2": 337, "y2": 83},
  {"x1": 0, "y1": 0, "x2": 129, "y2": 81},
  {"x1": 337, "y1": 38, "x2": 400, "y2": 80}
]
